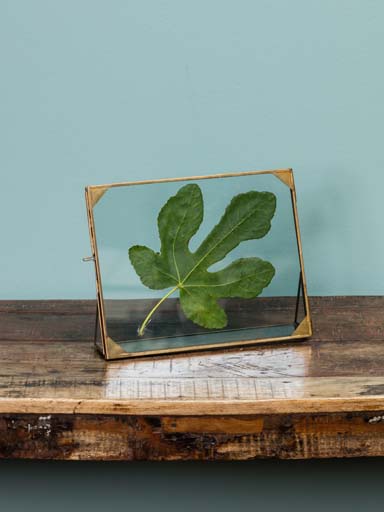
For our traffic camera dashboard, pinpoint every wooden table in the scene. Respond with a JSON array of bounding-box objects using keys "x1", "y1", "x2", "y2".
[{"x1": 1, "y1": 297, "x2": 384, "y2": 460}]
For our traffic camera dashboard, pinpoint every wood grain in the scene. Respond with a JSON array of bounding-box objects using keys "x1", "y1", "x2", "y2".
[
  {"x1": 2, "y1": 411, "x2": 384, "y2": 460},
  {"x1": 1, "y1": 297, "x2": 384, "y2": 459}
]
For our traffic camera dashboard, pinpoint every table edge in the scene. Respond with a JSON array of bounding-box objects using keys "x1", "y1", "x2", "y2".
[{"x1": 1, "y1": 396, "x2": 384, "y2": 416}]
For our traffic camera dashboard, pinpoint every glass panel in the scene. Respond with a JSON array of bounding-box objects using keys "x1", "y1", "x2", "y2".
[
  {"x1": 92, "y1": 173, "x2": 305, "y2": 355},
  {"x1": 94, "y1": 304, "x2": 104, "y2": 355}
]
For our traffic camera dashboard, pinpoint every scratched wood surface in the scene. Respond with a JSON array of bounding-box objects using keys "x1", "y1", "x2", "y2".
[{"x1": 1, "y1": 297, "x2": 384, "y2": 460}]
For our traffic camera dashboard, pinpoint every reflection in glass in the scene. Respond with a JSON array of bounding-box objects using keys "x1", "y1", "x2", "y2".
[{"x1": 89, "y1": 171, "x2": 310, "y2": 357}]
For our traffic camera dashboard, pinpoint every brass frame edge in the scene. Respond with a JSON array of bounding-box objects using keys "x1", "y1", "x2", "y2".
[
  {"x1": 85, "y1": 187, "x2": 110, "y2": 359},
  {"x1": 289, "y1": 173, "x2": 312, "y2": 335},
  {"x1": 86, "y1": 168, "x2": 293, "y2": 190},
  {"x1": 104, "y1": 331, "x2": 310, "y2": 360}
]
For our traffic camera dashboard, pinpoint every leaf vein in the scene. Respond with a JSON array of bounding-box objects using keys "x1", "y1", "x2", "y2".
[
  {"x1": 184, "y1": 270, "x2": 270, "y2": 288},
  {"x1": 172, "y1": 194, "x2": 195, "y2": 283}
]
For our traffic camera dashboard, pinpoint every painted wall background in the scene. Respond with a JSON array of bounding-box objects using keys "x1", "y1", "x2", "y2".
[
  {"x1": 1, "y1": 2, "x2": 384, "y2": 510},
  {"x1": 1, "y1": 0, "x2": 384, "y2": 299}
]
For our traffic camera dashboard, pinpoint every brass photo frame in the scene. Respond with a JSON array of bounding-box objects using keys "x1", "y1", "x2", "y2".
[{"x1": 85, "y1": 169, "x2": 312, "y2": 360}]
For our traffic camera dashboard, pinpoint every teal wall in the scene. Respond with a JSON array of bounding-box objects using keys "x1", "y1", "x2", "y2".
[
  {"x1": 1, "y1": 2, "x2": 384, "y2": 510},
  {"x1": 1, "y1": 0, "x2": 384, "y2": 299}
]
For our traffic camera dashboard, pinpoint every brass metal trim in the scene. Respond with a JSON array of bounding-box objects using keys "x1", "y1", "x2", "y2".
[
  {"x1": 86, "y1": 168, "x2": 292, "y2": 191},
  {"x1": 88, "y1": 186, "x2": 109, "y2": 207},
  {"x1": 85, "y1": 187, "x2": 109, "y2": 358},
  {"x1": 105, "y1": 336, "x2": 128, "y2": 359},
  {"x1": 272, "y1": 169, "x2": 294, "y2": 189},
  {"x1": 104, "y1": 330, "x2": 311, "y2": 360},
  {"x1": 289, "y1": 172, "x2": 313, "y2": 335},
  {"x1": 292, "y1": 316, "x2": 312, "y2": 337}
]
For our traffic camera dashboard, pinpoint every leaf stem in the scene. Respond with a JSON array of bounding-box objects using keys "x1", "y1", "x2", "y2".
[{"x1": 138, "y1": 285, "x2": 179, "y2": 336}]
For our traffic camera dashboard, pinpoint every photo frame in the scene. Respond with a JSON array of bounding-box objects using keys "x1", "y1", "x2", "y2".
[{"x1": 85, "y1": 168, "x2": 312, "y2": 360}]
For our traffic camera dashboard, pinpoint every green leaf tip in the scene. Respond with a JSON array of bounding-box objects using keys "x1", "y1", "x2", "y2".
[{"x1": 129, "y1": 183, "x2": 276, "y2": 335}]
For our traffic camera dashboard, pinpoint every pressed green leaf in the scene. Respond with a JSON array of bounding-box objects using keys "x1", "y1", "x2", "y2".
[{"x1": 128, "y1": 183, "x2": 276, "y2": 334}]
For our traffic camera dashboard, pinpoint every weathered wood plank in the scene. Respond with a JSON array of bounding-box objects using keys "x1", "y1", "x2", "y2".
[
  {"x1": 1, "y1": 411, "x2": 384, "y2": 460},
  {"x1": 1, "y1": 297, "x2": 384, "y2": 459}
]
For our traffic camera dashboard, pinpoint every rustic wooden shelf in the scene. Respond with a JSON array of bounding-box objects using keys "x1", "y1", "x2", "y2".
[{"x1": 1, "y1": 297, "x2": 384, "y2": 460}]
